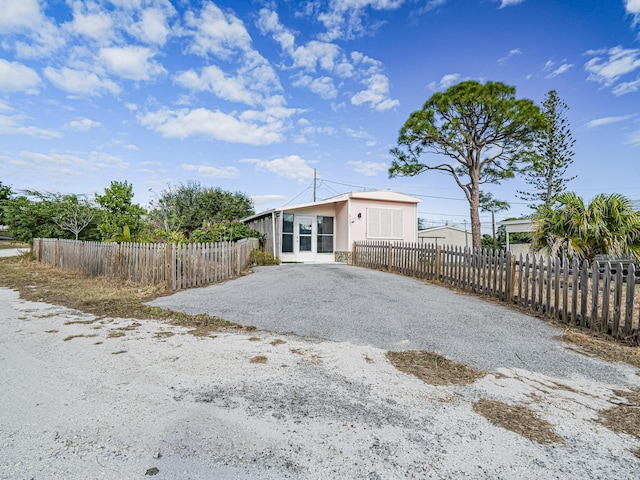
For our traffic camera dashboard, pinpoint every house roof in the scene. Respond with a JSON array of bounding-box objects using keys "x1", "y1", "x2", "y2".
[
  {"x1": 497, "y1": 218, "x2": 536, "y2": 234},
  {"x1": 243, "y1": 190, "x2": 421, "y2": 222},
  {"x1": 418, "y1": 225, "x2": 470, "y2": 235}
]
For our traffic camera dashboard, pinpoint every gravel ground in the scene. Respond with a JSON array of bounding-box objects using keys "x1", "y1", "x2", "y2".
[
  {"x1": 149, "y1": 264, "x2": 638, "y2": 386},
  {"x1": 2, "y1": 264, "x2": 640, "y2": 479}
]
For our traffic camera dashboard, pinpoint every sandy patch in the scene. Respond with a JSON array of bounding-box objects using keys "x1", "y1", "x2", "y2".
[{"x1": 1, "y1": 287, "x2": 639, "y2": 479}]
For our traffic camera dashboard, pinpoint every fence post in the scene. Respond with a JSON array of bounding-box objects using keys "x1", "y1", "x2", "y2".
[
  {"x1": 234, "y1": 241, "x2": 240, "y2": 276},
  {"x1": 353, "y1": 242, "x2": 357, "y2": 266},
  {"x1": 388, "y1": 243, "x2": 393, "y2": 272},
  {"x1": 509, "y1": 254, "x2": 517, "y2": 303},
  {"x1": 436, "y1": 246, "x2": 442, "y2": 281},
  {"x1": 165, "y1": 243, "x2": 174, "y2": 291}
]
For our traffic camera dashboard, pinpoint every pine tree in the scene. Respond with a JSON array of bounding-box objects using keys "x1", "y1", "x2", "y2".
[{"x1": 518, "y1": 90, "x2": 576, "y2": 208}]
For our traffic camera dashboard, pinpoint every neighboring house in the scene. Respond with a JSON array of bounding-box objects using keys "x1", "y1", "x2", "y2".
[
  {"x1": 243, "y1": 190, "x2": 421, "y2": 263},
  {"x1": 418, "y1": 225, "x2": 472, "y2": 249},
  {"x1": 498, "y1": 219, "x2": 535, "y2": 256}
]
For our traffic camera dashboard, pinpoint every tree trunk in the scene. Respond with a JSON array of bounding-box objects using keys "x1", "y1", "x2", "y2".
[{"x1": 470, "y1": 186, "x2": 482, "y2": 249}]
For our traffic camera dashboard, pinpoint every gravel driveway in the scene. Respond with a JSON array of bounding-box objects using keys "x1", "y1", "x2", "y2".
[{"x1": 149, "y1": 264, "x2": 637, "y2": 386}]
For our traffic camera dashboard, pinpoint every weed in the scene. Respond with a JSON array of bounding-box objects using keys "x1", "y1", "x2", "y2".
[
  {"x1": 250, "y1": 355, "x2": 267, "y2": 364},
  {"x1": 270, "y1": 339, "x2": 286, "y2": 346},
  {"x1": 473, "y1": 398, "x2": 564, "y2": 445},
  {"x1": 250, "y1": 250, "x2": 280, "y2": 266},
  {"x1": 386, "y1": 350, "x2": 485, "y2": 386}
]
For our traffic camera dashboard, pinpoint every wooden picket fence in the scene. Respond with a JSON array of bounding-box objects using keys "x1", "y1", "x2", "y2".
[
  {"x1": 353, "y1": 241, "x2": 640, "y2": 343},
  {"x1": 33, "y1": 237, "x2": 260, "y2": 291}
]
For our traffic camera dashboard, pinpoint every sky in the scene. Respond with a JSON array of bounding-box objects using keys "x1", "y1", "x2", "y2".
[{"x1": 1, "y1": 0, "x2": 640, "y2": 233}]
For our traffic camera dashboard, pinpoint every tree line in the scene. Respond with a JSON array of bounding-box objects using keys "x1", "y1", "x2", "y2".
[
  {"x1": 392, "y1": 81, "x2": 640, "y2": 263},
  {"x1": 0, "y1": 180, "x2": 260, "y2": 245}
]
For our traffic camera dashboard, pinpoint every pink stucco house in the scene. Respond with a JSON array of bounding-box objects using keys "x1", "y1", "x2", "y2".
[{"x1": 243, "y1": 190, "x2": 422, "y2": 263}]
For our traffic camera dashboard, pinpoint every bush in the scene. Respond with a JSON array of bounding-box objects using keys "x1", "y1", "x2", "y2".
[
  {"x1": 190, "y1": 220, "x2": 262, "y2": 244},
  {"x1": 250, "y1": 250, "x2": 280, "y2": 266}
]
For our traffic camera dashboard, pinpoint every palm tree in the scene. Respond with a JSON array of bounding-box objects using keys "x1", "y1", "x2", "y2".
[{"x1": 532, "y1": 192, "x2": 640, "y2": 262}]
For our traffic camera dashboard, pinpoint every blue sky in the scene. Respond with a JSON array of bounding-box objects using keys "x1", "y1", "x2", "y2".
[{"x1": 1, "y1": 0, "x2": 639, "y2": 232}]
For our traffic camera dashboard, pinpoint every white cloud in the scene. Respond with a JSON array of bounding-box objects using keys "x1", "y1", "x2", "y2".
[
  {"x1": 625, "y1": 0, "x2": 640, "y2": 24},
  {"x1": 499, "y1": 0, "x2": 525, "y2": 8},
  {"x1": 44, "y1": 66, "x2": 121, "y2": 96},
  {"x1": 420, "y1": 0, "x2": 448, "y2": 13},
  {"x1": 612, "y1": 77, "x2": 640, "y2": 95},
  {"x1": 185, "y1": 2, "x2": 252, "y2": 58},
  {"x1": 66, "y1": 1, "x2": 115, "y2": 44},
  {"x1": 584, "y1": 46, "x2": 640, "y2": 86},
  {"x1": 427, "y1": 73, "x2": 461, "y2": 90},
  {"x1": 585, "y1": 115, "x2": 632, "y2": 129},
  {"x1": 129, "y1": 7, "x2": 173, "y2": 46},
  {"x1": 351, "y1": 74, "x2": 399, "y2": 111},
  {"x1": 14, "y1": 150, "x2": 129, "y2": 172},
  {"x1": 0, "y1": 59, "x2": 40, "y2": 93},
  {"x1": 137, "y1": 107, "x2": 285, "y2": 145},
  {"x1": 293, "y1": 75, "x2": 338, "y2": 99},
  {"x1": 0, "y1": 0, "x2": 44, "y2": 32},
  {"x1": 0, "y1": 114, "x2": 61, "y2": 139},
  {"x1": 314, "y1": 0, "x2": 405, "y2": 41},
  {"x1": 66, "y1": 118, "x2": 101, "y2": 131},
  {"x1": 181, "y1": 163, "x2": 240, "y2": 179},
  {"x1": 99, "y1": 46, "x2": 166, "y2": 81},
  {"x1": 175, "y1": 66, "x2": 262, "y2": 105},
  {"x1": 545, "y1": 63, "x2": 573, "y2": 78},
  {"x1": 625, "y1": 129, "x2": 640, "y2": 146},
  {"x1": 347, "y1": 160, "x2": 388, "y2": 176},
  {"x1": 240, "y1": 155, "x2": 315, "y2": 180},
  {"x1": 498, "y1": 48, "x2": 522, "y2": 64}
]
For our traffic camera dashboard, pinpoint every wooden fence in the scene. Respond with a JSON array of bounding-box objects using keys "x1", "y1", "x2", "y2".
[
  {"x1": 354, "y1": 241, "x2": 640, "y2": 343},
  {"x1": 33, "y1": 238, "x2": 260, "y2": 291}
]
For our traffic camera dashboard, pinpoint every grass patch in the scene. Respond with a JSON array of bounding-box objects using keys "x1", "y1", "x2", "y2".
[
  {"x1": 597, "y1": 388, "x2": 640, "y2": 440},
  {"x1": 250, "y1": 355, "x2": 267, "y2": 364},
  {"x1": 0, "y1": 256, "x2": 234, "y2": 333},
  {"x1": 473, "y1": 398, "x2": 564, "y2": 445},
  {"x1": 270, "y1": 338, "x2": 286, "y2": 346},
  {"x1": 0, "y1": 240, "x2": 29, "y2": 250},
  {"x1": 385, "y1": 350, "x2": 486, "y2": 386},
  {"x1": 248, "y1": 336, "x2": 261, "y2": 342},
  {"x1": 107, "y1": 331, "x2": 125, "y2": 338},
  {"x1": 557, "y1": 330, "x2": 640, "y2": 368}
]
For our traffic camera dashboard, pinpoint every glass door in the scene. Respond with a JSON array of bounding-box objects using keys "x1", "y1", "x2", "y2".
[{"x1": 296, "y1": 215, "x2": 314, "y2": 262}]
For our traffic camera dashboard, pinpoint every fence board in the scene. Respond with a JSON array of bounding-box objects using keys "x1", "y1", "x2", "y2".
[
  {"x1": 353, "y1": 241, "x2": 639, "y2": 343},
  {"x1": 34, "y1": 238, "x2": 259, "y2": 291}
]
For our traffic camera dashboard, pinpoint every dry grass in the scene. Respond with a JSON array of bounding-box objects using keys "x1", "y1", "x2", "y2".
[
  {"x1": 107, "y1": 331, "x2": 125, "y2": 338},
  {"x1": 111, "y1": 350, "x2": 127, "y2": 355},
  {"x1": 0, "y1": 256, "x2": 235, "y2": 334},
  {"x1": 248, "y1": 336, "x2": 261, "y2": 342},
  {"x1": 63, "y1": 334, "x2": 98, "y2": 342},
  {"x1": 250, "y1": 355, "x2": 267, "y2": 364},
  {"x1": 385, "y1": 350, "x2": 486, "y2": 386},
  {"x1": 557, "y1": 329, "x2": 640, "y2": 368},
  {"x1": 270, "y1": 338, "x2": 286, "y2": 346},
  {"x1": 473, "y1": 398, "x2": 565, "y2": 445},
  {"x1": 597, "y1": 388, "x2": 640, "y2": 440}
]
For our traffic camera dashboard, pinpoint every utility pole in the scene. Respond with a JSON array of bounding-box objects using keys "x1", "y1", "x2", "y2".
[{"x1": 313, "y1": 168, "x2": 317, "y2": 203}]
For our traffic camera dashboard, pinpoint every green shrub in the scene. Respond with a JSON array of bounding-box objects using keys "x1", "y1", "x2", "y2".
[{"x1": 250, "y1": 250, "x2": 280, "y2": 266}]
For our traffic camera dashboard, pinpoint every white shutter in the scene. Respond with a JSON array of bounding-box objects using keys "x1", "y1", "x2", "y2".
[{"x1": 367, "y1": 208, "x2": 403, "y2": 239}]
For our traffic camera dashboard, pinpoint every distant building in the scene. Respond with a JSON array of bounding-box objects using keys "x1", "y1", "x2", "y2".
[
  {"x1": 498, "y1": 219, "x2": 535, "y2": 256},
  {"x1": 418, "y1": 225, "x2": 472, "y2": 249}
]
